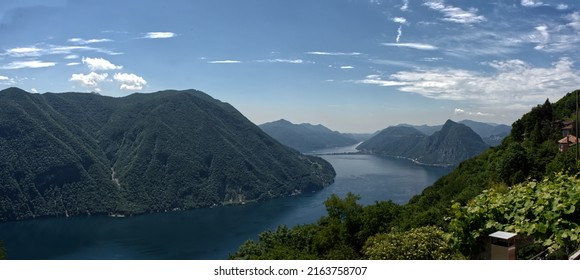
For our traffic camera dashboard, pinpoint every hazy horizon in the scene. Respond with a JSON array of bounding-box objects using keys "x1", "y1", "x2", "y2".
[{"x1": 1, "y1": 0, "x2": 579, "y2": 132}]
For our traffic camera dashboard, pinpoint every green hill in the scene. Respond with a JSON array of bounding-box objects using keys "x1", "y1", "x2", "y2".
[
  {"x1": 259, "y1": 119, "x2": 359, "y2": 153},
  {"x1": 232, "y1": 90, "x2": 580, "y2": 260},
  {"x1": 357, "y1": 120, "x2": 488, "y2": 166},
  {"x1": 0, "y1": 87, "x2": 335, "y2": 222}
]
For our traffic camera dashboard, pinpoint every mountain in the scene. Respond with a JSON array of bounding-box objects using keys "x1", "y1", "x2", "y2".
[
  {"x1": 458, "y1": 120, "x2": 511, "y2": 146},
  {"x1": 398, "y1": 120, "x2": 511, "y2": 146},
  {"x1": 259, "y1": 119, "x2": 359, "y2": 153},
  {"x1": 357, "y1": 120, "x2": 488, "y2": 166},
  {"x1": 0, "y1": 87, "x2": 335, "y2": 222}
]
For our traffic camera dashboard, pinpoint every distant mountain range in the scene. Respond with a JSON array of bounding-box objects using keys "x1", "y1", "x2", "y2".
[
  {"x1": 398, "y1": 120, "x2": 511, "y2": 146},
  {"x1": 357, "y1": 120, "x2": 489, "y2": 166},
  {"x1": 259, "y1": 119, "x2": 366, "y2": 153},
  {"x1": 0, "y1": 88, "x2": 335, "y2": 222}
]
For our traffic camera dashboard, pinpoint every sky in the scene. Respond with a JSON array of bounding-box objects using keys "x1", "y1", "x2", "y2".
[{"x1": 0, "y1": 0, "x2": 579, "y2": 133}]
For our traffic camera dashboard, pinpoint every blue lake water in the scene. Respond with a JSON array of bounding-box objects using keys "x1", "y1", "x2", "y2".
[{"x1": 0, "y1": 144, "x2": 452, "y2": 259}]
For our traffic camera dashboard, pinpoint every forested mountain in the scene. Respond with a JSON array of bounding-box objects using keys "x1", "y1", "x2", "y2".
[
  {"x1": 399, "y1": 120, "x2": 511, "y2": 146},
  {"x1": 259, "y1": 119, "x2": 360, "y2": 153},
  {"x1": 233, "y1": 90, "x2": 580, "y2": 260},
  {"x1": 0, "y1": 87, "x2": 335, "y2": 222},
  {"x1": 357, "y1": 120, "x2": 488, "y2": 166}
]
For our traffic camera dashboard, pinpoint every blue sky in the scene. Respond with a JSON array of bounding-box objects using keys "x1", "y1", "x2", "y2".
[{"x1": 1, "y1": 0, "x2": 579, "y2": 132}]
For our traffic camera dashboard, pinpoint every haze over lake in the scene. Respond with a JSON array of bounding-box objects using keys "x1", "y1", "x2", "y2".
[{"x1": 0, "y1": 144, "x2": 451, "y2": 259}]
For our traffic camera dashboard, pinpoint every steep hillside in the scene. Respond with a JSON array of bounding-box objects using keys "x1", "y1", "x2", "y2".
[
  {"x1": 259, "y1": 119, "x2": 359, "y2": 152},
  {"x1": 358, "y1": 120, "x2": 488, "y2": 166},
  {"x1": 0, "y1": 88, "x2": 335, "y2": 222}
]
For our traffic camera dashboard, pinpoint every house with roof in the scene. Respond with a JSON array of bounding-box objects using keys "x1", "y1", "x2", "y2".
[{"x1": 558, "y1": 134, "x2": 578, "y2": 153}]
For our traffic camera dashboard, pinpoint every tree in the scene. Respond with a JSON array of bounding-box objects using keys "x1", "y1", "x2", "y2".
[{"x1": 363, "y1": 226, "x2": 461, "y2": 260}]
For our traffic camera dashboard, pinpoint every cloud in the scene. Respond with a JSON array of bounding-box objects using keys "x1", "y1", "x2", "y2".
[
  {"x1": 3, "y1": 47, "x2": 43, "y2": 57},
  {"x1": 392, "y1": 17, "x2": 407, "y2": 24},
  {"x1": 396, "y1": 26, "x2": 403, "y2": 42},
  {"x1": 354, "y1": 57, "x2": 580, "y2": 110},
  {"x1": 64, "y1": 54, "x2": 79, "y2": 59},
  {"x1": 401, "y1": 0, "x2": 409, "y2": 11},
  {"x1": 0, "y1": 75, "x2": 15, "y2": 85},
  {"x1": 340, "y1": 66, "x2": 354, "y2": 69},
  {"x1": 306, "y1": 51, "x2": 362, "y2": 56},
  {"x1": 1, "y1": 60, "x2": 56, "y2": 69},
  {"x1": 256, "y1": 59, "x2": 306, "y2": 64},
  {"x1": 208, "y1": 60, "x2": 242, "y2": 64},
  {"x1": 68, "y1": 38, "x2": 112, "y2": 44},
  {"x1": 70, "y1": 72, "x2": 108, "y2": 87},
  {"x1": 556, "y1": 4, "x2": 569, "y2": 10},
  {"x1": 67, "y1": 62, "x2": 80, "y2": 66},
  {"x1": 454, "y1": 108, "x2": 493, "y2": 117},
  {"x1": 521, "y1": 0, "x2": 545, "y2": 7},
  {"x1": 143, "y1": 32, "x2": 176, "y2": 39},
  {"x1": 533, "y1": 25, "x2": 550, "y2": 50},
  {"x1": 530, "y1": 12, "x2": 580, "y2": 53},
  {"x1": 113, "y1": 73, "x2": 147, "y2": 90},
  {"x1": 382, "y1": 43, "x2": 438, "y2": 50},
  {"x1": 30, "y1": 88, "x2": 38, "y2": 93},
  {"x1": 356, "y1": 74, "x2": 410, "y2": 86},
  {"x1": 424, "y1": 0, "x2": 486, "y2": 24},
  {"x1": 2, "y1": 44, "x2": 121, "y2": 57},
  {"x1": 82, "y1": 57, "x2": 122, "y2": 71}
]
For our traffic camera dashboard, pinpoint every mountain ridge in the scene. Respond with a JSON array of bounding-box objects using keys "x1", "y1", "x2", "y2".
[
  {"x1": 259, "y1": 119, "x2": 360, "y2": 153},
  {"x1": 357, "y1": 120, "x2": 489, "y2": 166},
  {"x1": 0, "y1": 87, "x2": 336, "y2": 222}
]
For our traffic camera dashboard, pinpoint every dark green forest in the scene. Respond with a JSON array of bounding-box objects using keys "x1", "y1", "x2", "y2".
[
  {"x1": 231, "y1": 90, "x2": 580, "y2": 260},
  {"x1": 0, "y1": 87, "x2": 336, "y2": 222}
]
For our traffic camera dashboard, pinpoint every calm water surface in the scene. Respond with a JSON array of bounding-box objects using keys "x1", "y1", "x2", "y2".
[{"x1": 0, "y1": 144, "x2": 451, "y2": 259}]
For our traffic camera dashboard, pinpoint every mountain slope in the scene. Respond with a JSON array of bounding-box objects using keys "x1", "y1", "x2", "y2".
[
  {"x1": 358, "y1": 120, "x2": 488, "y2": 166},
  {"x1": 259, "y1": 119, "x2": 359, "y2": 152},
  {"x1": 0, "y1": 88, "x2": 335, "y2": 222}
]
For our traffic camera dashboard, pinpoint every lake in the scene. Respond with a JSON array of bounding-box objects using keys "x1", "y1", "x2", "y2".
[{"x1": 0, "y1": 144, "x2": 451, "y2": 259}]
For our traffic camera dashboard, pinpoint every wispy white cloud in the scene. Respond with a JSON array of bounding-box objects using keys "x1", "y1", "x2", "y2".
[
  {"x1": 82, "y1": 57, "x2": 122, "y2": 71},
  {"x1": 454, "y1": 108, "x2": 494, "y2": 117},
  {"x1": 2, "y1": 44, "x2": 121, "y2": 57},
  {"x1": 356, "y1": 74, "x2": 410, "y2": 87},
  {"x1": 208, "y1": 60, "x2": 242, "y2": 64},
  {"x1": 143, "y1": 32, "x2": 176, "y2": 39},
  {"x1": 354, "y1": 57, "x2": 580, "y2": 110},
  {"x1": 401, "y1": 0, "x2": 409, "y2": 11},
  {"x1": 556, "y1": 4, "x2": 569, "y2": 10},
  {"x1": 521, "y1": 0, "x2": 546, "y2": 7},
  {"x1": 70, "y1": 72, "x2": 108, "y2": 87},
  {"x1": 64, "y1": 54, "x2": 79, "y2": 60},
  {"x1": 113, "y1": 73, "x2": 147, "y2": 90},
  {"x1": 424, "y1": 0, "x2": 486, "y2": 24},
  {"x1": 340, "y1": 65, "x2": 354, "y2": 69},
  {"x1": 306, "y1": 51, "x2": 362, "y2": 56},
  {"x1": 1, "y1": 60, "x2": 56, "y2": 69},
  {"x1": 68, "y1": 38, "x2": 112, "y2": 44},
  {"x1": 529, "y1": 12, "x2": 580, "y2": 53},
  {"x1": 382, "y1": 43, "x2": 438, "y2": 50},
  {"x1": 423, "y1": 57, "x2": 443, "y2": 62},
  {"x1": 396, "y1": 25, "x2": 403, "y2": 43},
  {"x1": 67, "y1": 62, "x2": 80, "y2": 66},
  {"x1": 30, "y1": 88, "x2": 38, "y2": 93},
  {"x1": 256, "y1": 59, "x2": 307, "y2": 64}
]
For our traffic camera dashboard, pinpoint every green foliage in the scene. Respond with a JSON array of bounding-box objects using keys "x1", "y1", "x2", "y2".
[
  {"x1": 449, "y1": 173, "x2": 580, "y2": 259},
  {"x1": 363, "y1": 226, "x2": 461, "y2": 260},
  {"x1": 0, "y1": 87, "x2": 336, "y2": 222}
]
